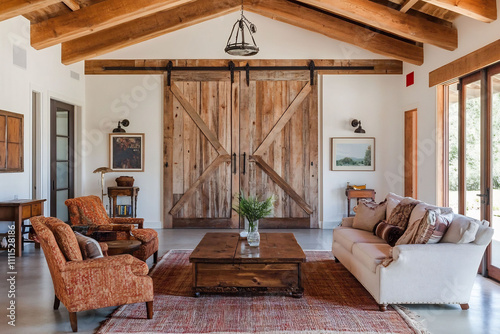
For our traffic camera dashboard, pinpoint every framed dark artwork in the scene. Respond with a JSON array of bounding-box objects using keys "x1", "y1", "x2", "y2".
[
  {"x1": 109, "y1": 133, "x2": 144, "y2": 172},
  {"x1": 331, "y1": 137, "x2": 375, "y2": 171}
]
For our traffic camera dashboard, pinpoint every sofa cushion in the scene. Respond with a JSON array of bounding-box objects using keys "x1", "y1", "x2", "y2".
[
  {"x1": 475, "y1": 223, "x2": 494, "y2": 245},
  {"x1": 334, "y1": 228, "x2": 385, "y2": 253},
  {"x1": 352, "y1": 199, "x2": 387, "y2": 232},
  {"x1": 442, "y1": 214, "x2": 480, "y2": 244},
  {"x1": 74, "y1": 232, "x2": 104, "y2": 259},
  {"x1": 427, "y1": 212, "x2": 454, "y2": 244},
  {"x1": 374, "y1": 221, "x2": 404, "y2": 246},
  {"x1": 131, "y1": 228, "x2": 158, "y2": 243},
  {"x1": 47, "y1": 220, "x2": 83, "y2": 262},
  {"x1": 385, "y1": 193, "x2": 404, "y2": 218},
  {"x1": 397, "y1": 208, "x2": 439, "y2": 245},
  {"x1": 387, "y1": 197, "x2": 420, "y2": 229},
  {"x1": 352, "y1": 243, "x2": 392, "y2": 273}
]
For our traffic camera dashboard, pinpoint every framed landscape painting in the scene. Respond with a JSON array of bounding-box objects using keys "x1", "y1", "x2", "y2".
[
  {"x1": 331, "y1": 137, "x2": 375, "y2": 171},
  {"x1": 109, "y1": 133, "x2": 145, "y2": 172}
]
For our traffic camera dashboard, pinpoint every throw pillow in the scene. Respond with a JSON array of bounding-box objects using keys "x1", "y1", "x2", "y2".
[
  {"x1": 441, "y1": 215, "x2": 481, "y2": 244},
  {"x1": 396, "y1": 208, "x2": 439, "y2": 245},
  {"x1": 48, "y1": 221, "x2": 83, "y2": 262},
  {"x1": 352, "y1": 199, "x2": 387, "y2": 232},
  {"x1": 427, "y1": 212, "x2": 454, "y2": 244},
  {"x1": 74, "y1": 232, "x2": 104, "y2": 259},
  {"x1": 386, "y1": 197, "x2": 420, "y2": 229},
  {"x1": 374, "y1": 221, "x2": 404, "y2": 247},
  {"x1": 385, "y1": 193, "x2": 404, "y2": 218}
]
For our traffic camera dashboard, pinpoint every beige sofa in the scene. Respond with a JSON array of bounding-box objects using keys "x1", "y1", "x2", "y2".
[{"x1": 332, "y1": 195, "x2": 494, "y2": 311}]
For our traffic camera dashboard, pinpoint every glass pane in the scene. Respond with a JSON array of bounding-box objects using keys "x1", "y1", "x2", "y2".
[
  {"x1": 56, "y1": 111, "x2": 68, "y2": 136},
  {"x1": 465, "y1": 79, "x2": 481, "y2": 219},
  {"x1": 448, "y1": 83, "x2": 459, "y2": 213},
  {"x1": 56, "y1": 137, "x2": 69, "y2": 160},
  {"x1": 56, "y1": 162, "x2": 69, "y2": 189},
  {"x1": 491, "y1": 73, "x2": 500, "y2": 268},
  {"x1": 56, "y1": 190, "x2": 69, "y2": 222}
]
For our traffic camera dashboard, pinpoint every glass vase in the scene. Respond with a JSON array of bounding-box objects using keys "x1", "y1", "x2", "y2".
[
  {"x1": 240, "y1": 217, "x2": 250, "y2": 238},
  {"x1": 247, "y1": 220, "x2": 260, "y2": 247}
]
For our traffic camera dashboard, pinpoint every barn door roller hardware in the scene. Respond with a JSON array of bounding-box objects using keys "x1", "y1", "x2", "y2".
[{"x1": 104, "y1": 61, "x2": 375, "y2": 86}]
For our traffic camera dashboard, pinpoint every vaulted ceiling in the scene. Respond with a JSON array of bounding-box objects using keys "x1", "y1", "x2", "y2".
[{"x1": 1, "y1": 0, "x2": 497, "y2": 66}]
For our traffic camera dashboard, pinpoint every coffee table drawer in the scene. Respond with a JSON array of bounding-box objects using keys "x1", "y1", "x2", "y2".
[{"x1": 194, "y1": 263, "x2": 299, "y2": 288}]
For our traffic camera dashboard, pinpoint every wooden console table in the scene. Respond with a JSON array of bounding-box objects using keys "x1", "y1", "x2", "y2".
[
  {"x1": 108, "y1": 186, "x2": 139, "y2": 218},
  {"x1": 0, "y1": 199, "x2": 46, "y2": 257},
  {"x1": 345, "y1": 188, "x2": 375, "y2": 217}
]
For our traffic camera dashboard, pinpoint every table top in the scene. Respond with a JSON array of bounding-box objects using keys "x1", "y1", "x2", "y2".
[
  {"x1": 0, "y1": 199, "x2": 46, "y2": 206},
  {"x1": 189, "y1": 233, "x2": 306, "y2": 264},
  {"x1": 105, "y1": 239, "x2": 141, "y2": 250}
]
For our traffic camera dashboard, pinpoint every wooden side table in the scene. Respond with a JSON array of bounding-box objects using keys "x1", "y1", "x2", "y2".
[
  {"x1": 345, "y1": 189, "x2": 375, "y2": 217},
  {"x1": 108, "y1": 186, "x2": 140, "y2": 218},
  {"x1": 105, "y1": 239, "x2": 142, "y2": 256},
  {"x1": 0, "y1": 199, "x2": 46, "y2": 257}
]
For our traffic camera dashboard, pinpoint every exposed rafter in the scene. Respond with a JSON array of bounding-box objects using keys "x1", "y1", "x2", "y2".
[
  {"x1": 31, "y1": 0, "x2": 196, "y2": 49},
  {"x1": 61, "y1": 0, "x2": 241, "y2": 65},
  {"x1": 295, "y1": 0, "x2": 457, "y2": 50},
  {"x1": 62, "y1": 0, "x2": 80, "y2": 11},
  {"x1": 0, "y1": 0, "x2": 61, "y2": 22},
  {"x1": 400, "y1": 0, "x2": 419, "y2": 13},
  {"x1": 422, "y1": 0, "x2": 497, "y2": 23},
  {"x1": 246, "y1": 0, "x2": 423, "y2": 65}
]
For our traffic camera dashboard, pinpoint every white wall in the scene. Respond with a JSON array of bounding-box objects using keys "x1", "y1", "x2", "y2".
[
  {"x1": 321, "y1": 75, "x2": 402, "y2": 227},
  {"x1": 86, "y1": 13, "x2": 402, "y2": 228},
  {"x1": 401, "y1": 1, "x2": 500, "y2": 205},
  {"x1": 0, "y1": 17, "x2": 85, "y2": 213}
]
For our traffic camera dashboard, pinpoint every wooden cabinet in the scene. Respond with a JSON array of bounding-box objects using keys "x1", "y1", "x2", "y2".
[
  {"x1": 163, "y1": 66, "x2": 318, "y2": 229},
  {"x1": 0, "y1": 109, "x2": 23, "y2": 172}
]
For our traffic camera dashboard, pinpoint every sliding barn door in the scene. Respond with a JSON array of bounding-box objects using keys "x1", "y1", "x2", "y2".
[
  {"x1": 239, "y1": 71, "x2": 318, "y2": 228},
  {"x1": 163, "y1": 72, "x2": 239, "y2": 228}
]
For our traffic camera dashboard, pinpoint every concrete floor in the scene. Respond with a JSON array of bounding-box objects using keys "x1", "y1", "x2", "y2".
[{"x1": 1, "y1": 228, "x2": 499, "y2": 334}]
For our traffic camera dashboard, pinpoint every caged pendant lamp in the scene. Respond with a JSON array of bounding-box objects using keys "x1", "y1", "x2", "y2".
[{"x1": 225, "y1": 1, "x2": 259, "y2": 56}]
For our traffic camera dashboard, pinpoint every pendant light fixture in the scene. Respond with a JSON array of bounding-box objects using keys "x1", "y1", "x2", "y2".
[{"x1": 225, "y1": 0, "x2": 259, "y2": 56}]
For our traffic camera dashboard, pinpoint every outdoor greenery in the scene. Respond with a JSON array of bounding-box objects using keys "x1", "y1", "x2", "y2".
[
  {"x1": 232, "y1": 192, "x2": 274, "y2": 230},
  {"x1": 336, "y1": 145, "x2": 372, "y2": 166},
  {"x1": 448, "y1": 91, "x2": 500, "y2": 192}
]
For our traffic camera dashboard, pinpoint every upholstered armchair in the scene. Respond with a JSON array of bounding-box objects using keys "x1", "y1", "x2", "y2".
[
  {"x1": 31, "y1": 216, "x2": 153, "y2": 332},
  {"x1": 65, "y1": 195, "x2": 158, "y2": 263}
]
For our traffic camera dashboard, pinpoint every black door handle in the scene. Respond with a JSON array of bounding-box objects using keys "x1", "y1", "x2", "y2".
[
  {"x1": 243, "y1": 152, "x2": 246, "y2": 175},
  {"x1": 232, "y1": 153, "x2": 237, "y2": 174}
]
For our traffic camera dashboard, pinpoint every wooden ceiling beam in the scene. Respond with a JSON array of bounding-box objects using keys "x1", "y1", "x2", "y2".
[
  {"x1": 422, "y1": 0, "x2": 497, "y2": 23},
  {"x1": 294, "y1": 0, "x2": 457, "y2": 50},
  {"x1": 400, "y1": 0, "x2": 419, "y2": 13},
  {"x1": 31, "y1": 0, "x2": 196, "y2": 49},
  {"x1": 62, "y1": 0, "x2": 80, "y2": 11},
  {"x1": 246, "y1": 0, "x2": 423, "y2": 65},
  {"x1": 61, "y1": 0, "x2": 241, "y2": 65},
  {"x1": 0, "y1": 0, "x2": 61, "y2": 22}
]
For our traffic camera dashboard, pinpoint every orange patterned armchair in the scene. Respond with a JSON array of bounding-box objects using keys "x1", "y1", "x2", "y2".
[
  {"x1": 65, "y1": 196, "x2": 158, "y2": 263},
  {"x1": 31, "y1": 216, "x2": 153, "y2": 332}
]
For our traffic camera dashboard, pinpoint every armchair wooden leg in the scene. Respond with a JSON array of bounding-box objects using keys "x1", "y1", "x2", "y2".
[
  {"x1": 379, "y1": 304, "x2": 388, "y2": 312},
  {"x1": 146, "y1": 301, "x2": 154, "y2": 319},
  {"x1": 460, "y1": 303, "x2": 470, "y2": 310},
  {"x1": 153, "y1": 251, "x2": 158, "y2": 264},
  {"x1": 69, "y1": 312, "x2": 78, "y2": 332},
  {"x1": 53, "y1": 295, "x2": 60, "y2": 310}
]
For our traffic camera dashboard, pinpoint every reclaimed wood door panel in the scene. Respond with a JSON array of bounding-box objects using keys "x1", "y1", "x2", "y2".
[
  {"x1": 164, "y1": 73, "x2": 238, "y2": 228},
  {"x1": 240, "y1": 71, "x2": 318, "y2": 228}
]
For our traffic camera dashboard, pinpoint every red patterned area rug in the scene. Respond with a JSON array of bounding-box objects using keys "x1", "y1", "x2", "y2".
[{"x1": 97, "y1": 250, "x2": 428, "y2": 334}]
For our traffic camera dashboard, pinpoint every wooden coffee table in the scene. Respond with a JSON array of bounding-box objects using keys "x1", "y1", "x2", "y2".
[{"x1": 189, "y1": 233, "x2": 306, "y2": 297}]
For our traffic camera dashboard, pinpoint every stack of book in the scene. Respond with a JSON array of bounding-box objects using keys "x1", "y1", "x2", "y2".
[{"x1": 116, "y1": 205, "x2": 132, "y2": 216}]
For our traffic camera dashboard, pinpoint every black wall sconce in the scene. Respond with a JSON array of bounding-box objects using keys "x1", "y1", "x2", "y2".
[
  {"x1": 351, "y1": 119, "x2": 366, "y2": 133},
  {"x1": 113, "y1": 119, "x2": 129, "y2": 133}
]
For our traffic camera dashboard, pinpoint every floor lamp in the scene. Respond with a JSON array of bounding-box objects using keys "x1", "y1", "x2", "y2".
[{"x1": 93, "y1": 167, "x2": 113, "y2": 203}]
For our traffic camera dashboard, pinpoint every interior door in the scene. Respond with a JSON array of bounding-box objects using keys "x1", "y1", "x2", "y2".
[
  {"x1": 163, "y1": 72, "x2": 239, "y2": 228},
  {"x1": 239, "y1": 71, "x2": 318, "y2": 228},
  {"x1": 50, "y1": 99, "x2": 75, "y2": 222}
]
